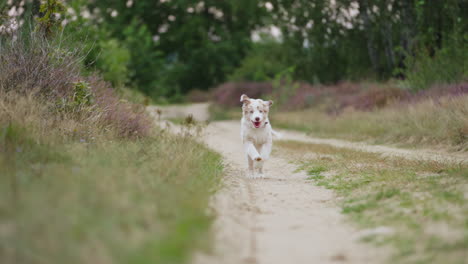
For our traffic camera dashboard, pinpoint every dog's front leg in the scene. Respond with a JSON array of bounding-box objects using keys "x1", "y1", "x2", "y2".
[
  {"x1": 259, "y1": 141, "x2": 272, "y2": 160},
  {"x1": 244, "y1": 141, "x2": 262, "y2": 161}
]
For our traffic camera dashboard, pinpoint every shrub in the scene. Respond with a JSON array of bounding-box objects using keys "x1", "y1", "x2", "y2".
[
  {"x1": 271, "y1": 67, "x2": 299, "y2": 107},
  {"x1": 334, "y1": 85, "x2": 410, "y2": 113},
  {"x1": 0, "y1": 31, "x2": 81, "y2": 98},
  {"x1": 95, "y1": 38, "x2": 131, "y2": 87},
  {"x1": 228, "y1": 40, "x2": 291, "y2": 82},
  {"x1": 122, "y1": 19, "x2": 165, "y2": 96},
  {"x1": 0, "y1": 30, "x2": 151, "y2": 139},
  {"x1": 403, "y1": 34, "x2": 468, "y2": 91}
]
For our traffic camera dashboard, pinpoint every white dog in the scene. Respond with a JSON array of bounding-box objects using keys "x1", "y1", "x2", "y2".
[{"x1": 240, "y1": 94, "x2": 280, "y2": 178}]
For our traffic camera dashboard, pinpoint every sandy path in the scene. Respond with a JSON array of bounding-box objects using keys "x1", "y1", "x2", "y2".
[{"x1": 194, "y1": 121, "x2": 388, "y2": 264}]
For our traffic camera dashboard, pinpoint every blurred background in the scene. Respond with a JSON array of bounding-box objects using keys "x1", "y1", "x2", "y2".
[{"x1": 1, "y1": 0, "x2": 466, "y2": 104}]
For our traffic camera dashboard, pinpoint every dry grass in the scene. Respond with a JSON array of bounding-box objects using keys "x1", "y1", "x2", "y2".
[
  {"x1": 0, "y1": 31, "x2": 152, "y2": 138},
  {"x1": 0, "y1": 32, "x2": 223, "y2": 264},
  {"x1": 277, "y1": 140, "x2": 468, "y2": 264},
  {"x1": 0, "y1": 90, "x2": 223, "y2": 264},
  {"x1": 273, "y1": 95, "x2": 468, "y2": 151}
]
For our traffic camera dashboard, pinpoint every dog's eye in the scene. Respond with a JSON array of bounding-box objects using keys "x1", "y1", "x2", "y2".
[
  {"x1": 250, "y1": 110, "x2": 253, "y2": 113},
  {"x1": 259, "y1": 110, "x2": 263, "y2": 113}
]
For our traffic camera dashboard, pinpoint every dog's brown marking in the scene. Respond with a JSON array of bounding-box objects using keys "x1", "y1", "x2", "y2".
[{"x1": 240, "y1": 94, "x2": 251, "y2": 105}]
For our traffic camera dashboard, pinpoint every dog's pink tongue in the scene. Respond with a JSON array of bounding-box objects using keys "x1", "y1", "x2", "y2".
[{"x1": 254, "y1": 121, "x2": 261, "y2": 128}]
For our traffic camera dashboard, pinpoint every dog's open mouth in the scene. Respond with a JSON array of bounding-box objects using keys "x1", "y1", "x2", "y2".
[{"x1": 252, "y1": 121, "x2": 262, "y2": 128}]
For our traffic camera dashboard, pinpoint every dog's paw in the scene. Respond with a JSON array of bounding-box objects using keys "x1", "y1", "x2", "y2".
[{"x1": 254, "y1": 156, "x2": 262, "y2": 162}]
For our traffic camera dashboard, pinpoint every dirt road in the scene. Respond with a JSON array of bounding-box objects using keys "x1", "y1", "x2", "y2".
[
  {"x1": 147, "y1": 104, "x2": 465, "y2": 264},
  {"x1": 195, "y1": 121, "x2": 389, "y2": 264}
]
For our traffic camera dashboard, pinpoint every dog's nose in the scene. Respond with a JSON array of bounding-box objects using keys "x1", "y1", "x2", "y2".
[{"x1": 255, "y1": 117, "x2": 260, "y2": 121}]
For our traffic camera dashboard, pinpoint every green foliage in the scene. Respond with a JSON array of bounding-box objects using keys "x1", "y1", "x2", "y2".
[
  {"x1": 122, "y1": 19, "x2": 164, "y2": 96},
  {"x1": 307, "y1": 166, "x2": 327, "y2": 179},
  {"x1": 229, "y1": 40, "x2": 291, "y2": 82},
  {"x1": 272, "y1": 67, "x2": 299, "y2": 107},
  {"x1": 85, "y1": 0, "x2": 267, "y2": 99},
  {"x1": 72, "y1": 81, "x2": 93, "y2": 106},
  {"x1": 11, "y1": 0, "x2": 468, "y2": 98},
  {"x1": 96, "y1": 38, "x2": 131, "y2": 87},
  {"x1": 54, "y1": 81, "x2": 95, "y2": 113},
  {"x1": 403, "y1": 34, "x2": 468, "y2": 91},
  {"x1": 269, "y1": 0, "x2": 467, "y2": 86},
  {"x1": 36, "y1": 0, "x2": 65, "y2": 37}
]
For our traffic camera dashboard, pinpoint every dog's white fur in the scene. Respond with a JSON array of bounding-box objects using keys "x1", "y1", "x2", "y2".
[{"x1": 240, "y1": 94, "x2": 280, "y2": 178}]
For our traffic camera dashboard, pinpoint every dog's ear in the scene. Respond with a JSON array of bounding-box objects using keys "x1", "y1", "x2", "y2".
[
  {"x1": 240, "y1": 94, "x2": 250, "y2": 104},
  {"x1": 267, "y1": 100, "x2": 273, "y2": 106}
]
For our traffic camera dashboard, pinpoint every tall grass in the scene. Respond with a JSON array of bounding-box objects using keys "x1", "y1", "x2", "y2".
[
  {"x1": 0, "y1": 109, "x2": 223, "y2": 264},
  {"x1": 0, "y1": 28, "x2": 223, "y2": 264},
  {"x1": 273, "y1": 95, "x2": 468, "y2": 151},
  {"x1": 0, "y1": 30, "x2": 151, "y2": 138}
]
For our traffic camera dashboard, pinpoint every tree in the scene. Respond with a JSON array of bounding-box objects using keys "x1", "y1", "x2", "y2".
[{"x1": 86, "y1": 0, "x2": 269, "y2": 97}]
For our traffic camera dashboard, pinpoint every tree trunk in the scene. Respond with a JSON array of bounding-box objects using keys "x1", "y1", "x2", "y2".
[{"x1": 358, "y1": 0, "x2": 380, "y2": 75}]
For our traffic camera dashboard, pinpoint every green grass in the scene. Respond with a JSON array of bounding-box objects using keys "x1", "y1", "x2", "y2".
[
  {"x1": 0, "y1": 95, "x2": 223, "y2": 264},
  {"x1": 277, "y1": 140, "x2": 468, "y2": 264},
  {"x1": 272, "y1": 95, "x2": 468, "y2": 151}
]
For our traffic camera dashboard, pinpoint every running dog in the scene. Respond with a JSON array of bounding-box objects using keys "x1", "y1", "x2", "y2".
[{"x1": 240, "y1": 94, "x2": 280, "y2": 178}]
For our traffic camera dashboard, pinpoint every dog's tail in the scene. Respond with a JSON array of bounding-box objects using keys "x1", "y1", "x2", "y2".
[{"x1": 271, "y1": 129, "x2": 282, "y2": 140}]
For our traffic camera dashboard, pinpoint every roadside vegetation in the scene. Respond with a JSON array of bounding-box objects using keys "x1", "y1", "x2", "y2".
[
  {"x1": 277, "y1": 140, "x2": 468, "y2": 264},
  {"x1": 273, "y1": 93, "x2": 468, "y2": 151},
  {"x1": 0, "y1": 11, "x2": 222, "y2": 264}
]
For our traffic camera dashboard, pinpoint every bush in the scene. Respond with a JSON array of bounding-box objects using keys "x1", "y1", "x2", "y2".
[
  {"x1": 95, "y1": 38, "x2": 131, "y2": 87},
  {"x1": 122, "y1": 19, "x2": 165, "y2": 96},
  {"x1": 0, "y1": 31, "x2": 81, "y2": 98},
  {"x1": 229, "y1": 39, "x2": 291, "y2": 82},
  {"x1": 0, "y1": 30, "x2": 151, "y2": 139},
  {"x1": 403, "y1": 34, "x2": 468, "y2": 91}
]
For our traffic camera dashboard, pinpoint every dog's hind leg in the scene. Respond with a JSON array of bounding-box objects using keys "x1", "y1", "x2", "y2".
[
  {"x1": 247, "y1": 155, "x2": 255, "y2": 178},
  {"x1": 253, "y1": 160, "x2": 264, "y2": 178},
  {"x1": 256, "y1": 161, "x2": 264, "y2": 178}
]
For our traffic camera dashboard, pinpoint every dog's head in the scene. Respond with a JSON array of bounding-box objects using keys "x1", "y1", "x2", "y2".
[{"x1": 240, "y1": 94, "x2": 273, "y2": 129}]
